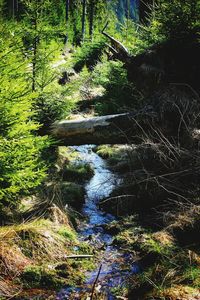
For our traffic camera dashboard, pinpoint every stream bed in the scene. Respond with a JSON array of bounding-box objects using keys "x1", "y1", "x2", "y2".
[{"x1": 57, "y1": 145, "x2": 140, "y2": 299}]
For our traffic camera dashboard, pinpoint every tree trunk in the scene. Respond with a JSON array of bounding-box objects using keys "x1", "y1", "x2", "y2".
[
  {"x1": 12, "y1": 0, "x2": 15, "y2": 18},
  {"x1": 66, "y1": 0, "x2": 69, "y2": 22},
  {"x1": 52, "y1": 112, "x2": 155, "y2": 145},
  {"x1": 81, "y1": 0, "x2": 86, "y2": 42},
  {"x1": 89, "y1": 0, "x2": 95, "y2": 39},
  {"x1": 63, "y1": 0, "x2": 70, "y2": 46}
]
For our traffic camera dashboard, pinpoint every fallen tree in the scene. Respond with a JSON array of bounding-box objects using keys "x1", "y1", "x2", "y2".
[
  {"x1": 52, "y1": 108, "x2": 158, "y2": 145},
  {"x1": 102, "y1": 21, "x2": 200, "y2": 95},
  {"x1": 52, "y1": 113, "x2": 135, "y2": 145},
  {"x1": 52, "y1": 85, "x2": 199, "y2": 146}
]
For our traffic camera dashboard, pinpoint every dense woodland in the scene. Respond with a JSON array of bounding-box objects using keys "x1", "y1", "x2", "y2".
[{"x1": 0, "y1": 1, "x2": 200, "y2": 299}]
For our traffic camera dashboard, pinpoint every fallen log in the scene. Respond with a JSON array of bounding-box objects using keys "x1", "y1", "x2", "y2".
[{"x1": 52, "y1": 113, "x2": 144, "y2": 145}]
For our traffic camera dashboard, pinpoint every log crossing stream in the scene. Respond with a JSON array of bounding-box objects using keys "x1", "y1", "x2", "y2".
[{"x1": 57, "y1": 145, "x2": 140, "y2": 299}]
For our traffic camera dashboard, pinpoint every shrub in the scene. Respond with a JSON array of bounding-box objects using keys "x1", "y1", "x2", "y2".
[
  {"x1": 60, "y1": 182, "x2": 85, "y2": 210},
  {"x1": 149, "y1": 0, "x2": 200, "y2": 41},
  {"x1": 33, "y1": 91, "x2": 71, "y2": 134},
  {"x1": 0, "y1": 24, "x2": 49, "y2": 210},
  {"x1": 73, "y1": 40, "x2": 106, "y2": 73},
  {"x1": 92, "y1": 60, "x2": 141, "y2": 114},
  {"x1": 21, "y1": 266, "x2": 42, "y2": 287},
  {"x1": 62, "y1": 162, "x2": 94, "y2": 183}
]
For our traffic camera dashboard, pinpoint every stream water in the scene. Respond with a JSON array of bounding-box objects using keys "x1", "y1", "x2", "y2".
[{"x1": 57, "y1": 145, "x2": 140, "y2": 299}]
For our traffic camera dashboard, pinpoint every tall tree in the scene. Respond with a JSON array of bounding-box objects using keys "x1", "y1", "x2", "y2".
[
  {"x1": 63, "y1": 0, "x2": 70, "y2": 46},
  {"x1": 89, "y1": 0, "x2": 95, "y2": 39},
  {"x1": 81, "y1": 0, "x2": 86, "y2": 41},
  {"x1": 69, "y1": 0, "x2": 82, "y2": 45},
  {"x1": 66, "y1": 0, "x2": 70, "y2": 22}
]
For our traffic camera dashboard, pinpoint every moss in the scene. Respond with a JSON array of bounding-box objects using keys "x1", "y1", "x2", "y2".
[
  {"x1": 60, "y1": 182, "x2": 85, "y2": 210},
  {"x1": 140, "y1": 233, "x2": 175, "y2": 256},
  {"x1": 0, "y1": 212, "x2": 94, "y2": 297},
  {"x1": 57, "y1": 226, "x2": 77, "y2": 241},
  {"x1": 70, "y1": 259, "x2": 95, "y2": 272},
  {"x1": 95, "y1": 145, "x2": 116, "y2": 159},
  {"x1": 62, "y1": 162, "x2": 94, "y2": 183},
  {"x1": 129, "y1": 240, "x2": 200, "y2": 299},
  {"x1": 40, "y1": 272, "x2": 64, "y2": 289},
  {"x1": 75, "y1": 241, "x2": 94, "y2": 255},
  {"x1": 21, "y1": 266, "x2": 42, "y2": 287},
  {"x1": 0, "y1": 219, "x2": 77, "y2": 264},
  {"x1": 110, "y1": 217, "x2": 200, "y2": 300},
  {"x1": 21, "y1": 265, "x2": 65, "y2": 289},
  {"x1": 183, "y1": 266, "x2": 200, "y2": 288},
  {"x1": 58, "y1": 146, "x2": 80, "y2": 163},
  {"x1": 110, "y1": 216, "x2": 144, "y2": 247},
  {"x1": 94, "y1": 145, "x2": 132, "y2": 173}
]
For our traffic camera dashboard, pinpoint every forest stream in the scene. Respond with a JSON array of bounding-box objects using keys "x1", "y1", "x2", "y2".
[{"x1": 57, "y1": 145, "x2": 140, "y2": 299}]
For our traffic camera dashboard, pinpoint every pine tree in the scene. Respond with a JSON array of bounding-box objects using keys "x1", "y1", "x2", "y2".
[{"x1": 0, "y1": 22, "x2": 49, "y2": 210}]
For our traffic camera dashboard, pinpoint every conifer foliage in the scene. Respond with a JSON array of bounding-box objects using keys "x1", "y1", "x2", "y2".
[{"x1": 0, "y1": 22, "x2": 49, "y2": 209}]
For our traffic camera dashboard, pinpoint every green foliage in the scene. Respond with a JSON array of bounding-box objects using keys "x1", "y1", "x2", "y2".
[
  {"x1": 0, "y1": 23, "x2": 49, "y2": 209},
  {"x1": 73, "y1": 41, "x2": 106, "y2": 72},
  {"x1": 60, "y1": 182, "x2": 84, "y2": 210},
  {"x1": 33, "y1": 90, "x2": 72, "y2": 132},
  {"x1": 93, "y1": 60, "x2": 126, "y2": 88},
  {"x1": 21, "y1": 265, "x2": 65, "y2": 289},
  {"x1": 151, "y1": 0, "x2": 200, "y2": 41},
  {"x1": 136, "y1": 0, "x2": 200, "y2": 47},
  {"x1": 20, "y1": 1, "x2": 73, "y2": 129},
  {"x1": 22, "y1": 265, "x2": 42, "y2": 286},
  {"x1": 57, "y1": 226, "x2": 77, "y2": 241},
  {"x1": 63, "y1": 162, "x2": 94, "y2": 183},
  {"x1": 92, "y1": 60, "x2": 141, "y2": 114},
  {"x1": 120, "y1": 1, "x2": 200, "y2": 54},
  {"x1": 183, "y1": 266, "x2": 200, "y2": 288}
]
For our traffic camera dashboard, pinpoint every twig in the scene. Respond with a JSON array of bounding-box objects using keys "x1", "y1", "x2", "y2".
[
  {"x1": 65, "y1": 255, "x2": 94, "y2": 259},
  {"x1": 91, "y1": 264, "x2": 102, "y2": 300},
  {"x1": 102, "y1": 21, "x2": 109, "y2": 34},
  {"x1": 100, "y1": 195, "x2": 135, "y2": 205}
]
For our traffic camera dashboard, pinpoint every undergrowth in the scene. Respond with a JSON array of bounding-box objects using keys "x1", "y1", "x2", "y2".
[{"x1": 0, "y1": 217, "x2": 95, "y2": 298}]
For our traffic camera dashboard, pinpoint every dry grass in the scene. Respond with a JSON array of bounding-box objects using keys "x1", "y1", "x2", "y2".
[
  {"x1": 158, "y1": 285, "x2": 200, "y2": 300},
  {"x1": 0, "y1": 212, "x2": 78, "y2": 298},
  {"x1": 165, "y1": 204, "x2": 200, "y2": 230}
]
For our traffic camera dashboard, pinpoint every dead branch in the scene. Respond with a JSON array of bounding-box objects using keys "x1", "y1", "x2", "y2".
[
  {"x1": 102, "y1": 21, "x2": 129, "y2": 60},
  {"x1": 90, "y1": 264, "x2": 102, "y2": 300}
]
